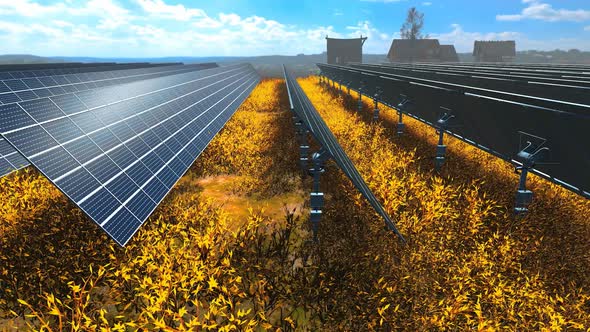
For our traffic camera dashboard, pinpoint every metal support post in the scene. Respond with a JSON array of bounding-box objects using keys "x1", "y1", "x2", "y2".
[
  {"x1": 434, "y1": 110, "x2": 454, "y2": 171},
  {"x1": 357, "y1": 83, "x2": 364, "y2": 113},
  {"x1": 372, "y1": 87, "x2": 382, "y2": 122},
  {"x1": 396, "y1": 95, "x2": 410, "y2": 136},
  {"x1": 293, "y1": 115, "x2": 309, "y2": 171},
  {"x1": 308, "y1": 149, "x2": 330, "y2": 241},
  {"x1": 514, "y1": 142, "x2": 549, "y2": 215}
]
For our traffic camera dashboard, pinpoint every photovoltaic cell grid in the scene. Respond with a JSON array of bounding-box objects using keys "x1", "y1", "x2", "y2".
[
  {"x1": 0, "y1": 138, "x2": 28, "y2": 175},
  {"x1": 0, "y1": 63, "x2": 259, "y2": 246},
  {"x1": 0, "y1": 62, "x2": 173, "y2": 79},
  {"x1": 0, "y1": 62, "x2": 116, "y2": 74},
  {"x1": 283, "y1": 65, "x2": 405, "y2": 242},
  {"x1": 0, "y1": 62, "x2": 218, "y2": 105},
  {"x1": 0, "y1": 63, "x2": 219, "y2": 178}
]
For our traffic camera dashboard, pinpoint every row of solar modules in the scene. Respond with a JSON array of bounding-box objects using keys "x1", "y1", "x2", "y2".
[
  {"x1": 382, "y1": 62, "x2": 590, "y2": 78},
  {"x1": 370, "y1": 63, "x2": 590, "y2": 85},
  {"x1": 283, "y1": 65, "x2": 405, "y2": 242},
  {"x1": 418, "y1": 62, "x2": 590, "y2": 73},
  {"x1": 0, "y1": 62, "x2": 180, "y2": 79},
  {"x1": 349, "y1": 63, "x2": 590, "y2": 110},
  {"x1": 0, "y1": 62, "x2": 117, "y2": 72},
  {"x1": 0, "y1": 63, "x2": 259, "y2": 246},
  {"x1": 318, "y1": 63, "x2": 589, "y2": 199},
  {"x1": 369, "y1": 62, "x2": 590, "y2": 88},
  {"x1": 0, "y1": 62, "x2": 219, "y2": 178},
  {"x1": 0, "y1": 63, "x2": 216, "y2": 105},
  {"x1": 373, "y1": 63, "x2": 590, "y2": 92}
]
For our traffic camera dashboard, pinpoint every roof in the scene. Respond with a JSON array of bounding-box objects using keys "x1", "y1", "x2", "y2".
[
  {"x1": 326, "y1": 36, "x2": 367, "y2": 46},
  {"x1": 439, "y1": 45, "x2": 459, "y2": 62},
  {"x1": 473, "y1": 40, "x2": 516, "y2": 57},
  {"x1": 387, "y1": 39, "x2": 441, "y2": 60}
]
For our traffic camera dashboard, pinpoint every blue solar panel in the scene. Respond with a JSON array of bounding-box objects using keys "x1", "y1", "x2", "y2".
[
  {"x1": 0, "y1": 64, "x2": 258, "y2": 246},
  {"x1": 21, "y1": 78, "x2": 44, "y2": 89},
  {"x1": 0, "y1": 63, "x2": 219, "y2": 178},
  {"x1": 0, "y1": 93, "x2": 21, "y2": 104}
]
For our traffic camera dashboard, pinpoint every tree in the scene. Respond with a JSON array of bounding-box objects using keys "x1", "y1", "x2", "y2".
[{"x1": 400, "y1": 7, "x2": 427, "y2": 40}]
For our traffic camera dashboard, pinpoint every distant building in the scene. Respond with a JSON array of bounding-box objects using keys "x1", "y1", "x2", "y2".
[
  {"x1": 439, "y1": 45, "x2": 459, "y2": 62},
  {"x1": 326, "y1": 36, "x2": 367, "y2": 65},
  {"x1": 473, "y1": 41, "x2": 516, "y2": 62},
  {"x1": 387, "y1": 39, "x2": 442, "y2": 63}
]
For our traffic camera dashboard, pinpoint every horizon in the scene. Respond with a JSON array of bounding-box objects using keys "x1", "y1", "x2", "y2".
[{"x1": 0, "y1": 0, "x2": 589, "y2": 57}]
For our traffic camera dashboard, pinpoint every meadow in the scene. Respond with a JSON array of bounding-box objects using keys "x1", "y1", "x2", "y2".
[{"x1": 0, "y1": 77, "x2": 589, "y2": 331}]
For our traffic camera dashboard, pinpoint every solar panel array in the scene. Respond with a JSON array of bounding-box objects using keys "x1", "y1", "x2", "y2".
[
  {"x1": 0, "y1": 62, "x2": 176, "y2": 79},
  {"x1": 0, "y1": 62, "x2": 217, "y2": 105},
  {"x1": 0, "y1": 63, "x2": 259, "y2": 246},
  {"x1": 0, "y1": 62, "x2": 118, "y2": 72},
  {"x1": 0, "y1": 62, "x2": 219, "y2": 178},
  {"x1": 283, "y1": 65, "x2": 405, "y2": 242},
  {"x1": 318, "y1": 63, "x2": 590, "y2": 199},
  {"x1": 351, "y1": 63, "x2": 590, "y2": 106}
]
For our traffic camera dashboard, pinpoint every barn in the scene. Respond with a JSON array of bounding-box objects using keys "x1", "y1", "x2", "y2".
[
  {"x1": 387, "y1": 39, "x2": 442, "y2": 63},
  {"x1": 473, "y1": 41, "x2": 516, "y2": 62},
  {"x1": 439, "y1": 45, "x2": 459, "y2": 62},
  {"x1": 326, "y1": 36, "x2": 367, "y2": 65}
]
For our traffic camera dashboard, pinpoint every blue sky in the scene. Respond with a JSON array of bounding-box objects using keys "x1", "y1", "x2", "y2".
[{"x1": 0, "y1": 0, "x2": 589, "y2": 57}]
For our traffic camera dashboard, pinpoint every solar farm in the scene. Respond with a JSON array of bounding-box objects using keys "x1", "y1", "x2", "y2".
[{"x1": 1, "y1": 60, "x2": 589, "y2": 330}]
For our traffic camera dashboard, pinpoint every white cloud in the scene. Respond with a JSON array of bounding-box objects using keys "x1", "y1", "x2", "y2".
[
  {"x1": 52, "y1": 20, "x2": 74, "y2": 28},
  {"x1": 135, "y1": 0, "x2": 206, "y2": 21},
  {"x1": 422, "y1": 2, "x2": 432, "y2": 6},
  {"x1": 431, "y1": 24, "x2": 521, "y2": 52},
  {"x1": 333, "y1": 9, "x2": 343, "y2": 16},
  {"x1": 345, "y1": 20, "x2": 395, "y2": 53},
  {"x1": 0, "y1": 0, "x2": 588, "y2": 57},
  {"x1": 497, "y1": 0, "x2": 590, "y2": 22},
  {"x1": 0, "y1": 0, "x2": 66, "y2": 17},
  {"x1": 431, "y1": 24, "x2": 590, "y2": 52}
]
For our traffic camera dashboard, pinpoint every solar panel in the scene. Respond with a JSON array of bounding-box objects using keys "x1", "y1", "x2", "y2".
[
  {"x1": 283, "y1": 65, "x2": 405, "y2": 243},
  {"x1": 0, "y1": 62, "x2": 116, "y2": 73},
  {"x1": 318, "y1": 63, "x2": 590, "y2": 199},
  {"x1": 0, "y1": 63, "x2": 218, "y2": 178},
  {"x1": 0, "y1": 63, "x2": 156, "y2": 79},
  {"x1": 0, "y1": 64, "x2": 259, "y2": 246},
  {"x1": 0, "y1": 63, "x2": 218, "y2": 106}
]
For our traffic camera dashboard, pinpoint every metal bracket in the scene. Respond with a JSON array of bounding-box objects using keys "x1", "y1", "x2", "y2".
[
  {"x1": 514, "y1": 140, "x2": 549, "y2": 215},
  {"x1": 435, "y1": 108, "x2": 455, "y2": 171},
  {"x1": 306, "y1": 148, "x2": 332, "y2": 241},
  {"x1": 373, "y1": 87, "x2": 383, "y2": 122},
  {"x1": 357, "y1": 80, "x2": 366, "y2": 113},
  {"x1": 293, "y1": 115, "x2": 310, "y2": 171},
  {"x1": 396, "y1": 94, "x2": 411, "y2": 136}
]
